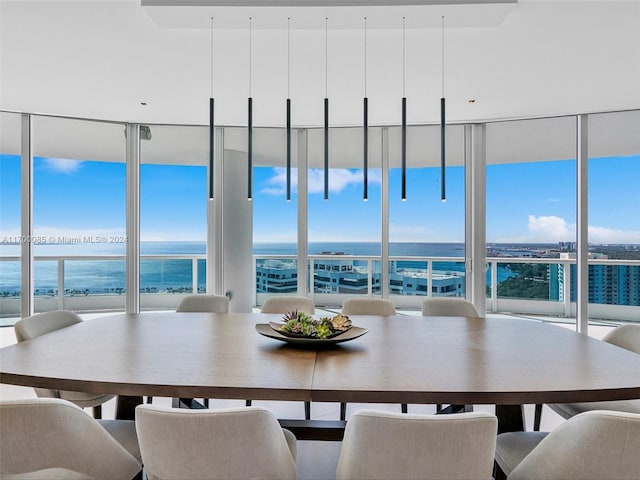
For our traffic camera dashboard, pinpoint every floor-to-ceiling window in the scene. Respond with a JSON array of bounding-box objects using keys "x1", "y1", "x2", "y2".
[
  {"x1": 139, "y1": 124, "x2": 208, "y2": 311},
  {"x1": 587, "y1": 110, "x2": 640, "y2": 320},
  {"x1": 486, "y1": 116, "x2": 577, "y2": 319},
  {"x1": 307, "y1": 126, "x2": 382, "y2": 305},
  {"x1": 0, "y1": 112, "x2": 22, "y2": 319},
  {"x1": 31, "y1": 116, "x2": 126, "y2": 314},
  {"x1": 3, "y1": 110, "x2": 638, "y2": 322},
  {"x1": 388, "y1": 124, "x2": 466, "y2": 309},
  {"x1": 251, "y1": 127, "x2": 299, "y2": 305}
]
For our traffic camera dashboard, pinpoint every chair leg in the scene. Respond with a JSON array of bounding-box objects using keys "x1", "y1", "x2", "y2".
[
  {"x1": 534, "y1": 404, "x2": 543, "y2": 431},
  {"x1": 246, "y1": 399, "x2": 252, "y2": 407},
  {"x1": 493, "y1": 461, "x2": 508, "y2": 480},
  {"x1": 401, "y1": 403, "x2": 408, "y2": 414},
  {"x1": 340, "y1": 402, "x2": 347, "y2": 421},
  {"x1": 92, "y1": 405, "x2": 102, "y2": 419},
  {"x1": 305, "y1": 401, "x2": 311, "y2": 420},
  {"x1": 146, "y1": 396, "x2": 153, "y2": 404},
  {"x1": 203, "y1": 398, "x2": 209, "y2": 408}
]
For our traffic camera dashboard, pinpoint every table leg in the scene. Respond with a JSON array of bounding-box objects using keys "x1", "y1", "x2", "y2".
[
  {"x1": 115, "y1": 395, "x2": 143, "y2": 420},
  {"x1": 496, "y1": 404, "x2": 525, "y2": 434}
]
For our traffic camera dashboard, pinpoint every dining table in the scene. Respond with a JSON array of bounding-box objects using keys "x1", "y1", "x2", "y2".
[{"x1": 2, "y1": 312, "x2": 639, "y2": 439}]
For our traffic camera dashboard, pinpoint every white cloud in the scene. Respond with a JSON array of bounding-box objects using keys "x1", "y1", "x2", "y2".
[
  {"x1": 42, "y1": 158, "x2": 83, "y2": 174},
  {"x1": 493, "y1": 215, "x2": 640, "y2": 244},
  {"x1": 259, "y1": 167, "x2": 380, "y2": 196},
  {"x1": 526, "y1": 215, "x2": 574, "y2": 241},
  {"x1": 588, "y1": 225, "x2": 640, "y2": 244}
]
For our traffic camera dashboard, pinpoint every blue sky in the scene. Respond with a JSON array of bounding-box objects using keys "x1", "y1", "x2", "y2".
[{"x1": 1, "y1": 154, "x2": 639, "y2": 245}]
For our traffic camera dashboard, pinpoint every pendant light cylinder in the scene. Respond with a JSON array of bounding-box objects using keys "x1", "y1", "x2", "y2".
[
  {"x1": 286, "y1": 98, "x2": 291, "y2": 202},
  {"x1": 401, "y1": 97, "x2": 407, "y2": 201},
  {"x1": 248, "y1": 97, "x2": 253, "y2": 200},
  {"x1": 324, "y1": 97, "x2": 329, "y2": 200},
  {"x1": 209, "y1": 98, "x2": 215, "y2": 199},
  {"x1": 363, "y1": 97, "x2": 368, "y2": 201},
  {"x1": 440, "y1": 96, "x2": 446, "y2": 202}
]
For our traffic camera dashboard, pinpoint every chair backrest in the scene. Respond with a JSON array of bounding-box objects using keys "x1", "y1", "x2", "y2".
[
  {"x1": 176, "y1": 294, "x2": 230, "y2": 313},
  {"x1": 135, "y1": 405, "x2": 297, "y2": 480},
  {"x1": 602, "y1": 324, "x2": 640, "y2": 354},
  {"x1": 14, "y1": 310, "x2": 83, "y2": 343},
  {"x1": 336, "y1": 410, "x2": 497, "y2": 480},
  {"x1": 260, "y1": 296, "x2": 315, "y2": 315},
  {"x1": 13, "y1": 310, "x2": 85, "y2": 400},
  {"x1": 341, "y1": 298, "x2": 396, "y2": 316},
  {"x1": 509, "y1": 410, "x2": 640, "y2": 480},
  {"x1": 0, "y1": 398, "x2": 141, "y2": 480},
  {"x1": 421, "y1": 297, "x2": 481, "y2": 317}
]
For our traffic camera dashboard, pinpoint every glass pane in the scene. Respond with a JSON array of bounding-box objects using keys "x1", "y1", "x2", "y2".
[
  {"x1": 250, "y1": 127, "x2": 299, "y2": 302},
  {"x1": 140, "y1": 124, "x2": 208, "y2": 310},
  {"x1": 307, "y1": 127, "x2": 382, "y2": 299},
  {"x1": 486, "y1": 116, "x2": 576, "y2": 319},
  {"x1": 588, "y1": 110, "x2": 640, "y2": 315},
  {"x1": 388, "y1": 124, "x2": 466, "y2": 303},
  {"x1": 32, "y1": 116, "x2": 126, "y2": 314},
  {"x1": 0, "y1": 112, "x2": 21, "y2": 320},
  {"x1": 252, "y1": 128, "x2": 298, "y2": 246}
]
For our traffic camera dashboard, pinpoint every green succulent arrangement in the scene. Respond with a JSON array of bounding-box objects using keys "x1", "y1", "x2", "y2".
[{"x1": 280, "y1": 311, "x2": 352, "y2": 339}]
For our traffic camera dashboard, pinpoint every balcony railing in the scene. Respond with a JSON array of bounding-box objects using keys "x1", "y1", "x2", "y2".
[{"x1": 1, "y1": 254, "x2": 639, "y2": 322}]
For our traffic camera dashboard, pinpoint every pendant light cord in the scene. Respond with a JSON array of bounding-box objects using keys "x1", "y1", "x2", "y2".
[
  {"x1": 249, "y1": 17, "x2": 252, "y2": 97},
  {"x1": 364, "y1": 17, "x2": 367, "y2": 97},
  {"x1": 210, "y1": 17, "x2": 214, "y2": 98},
  {"x1": 402, "y1": 16, "x2": 406, "y2": 98},
  {"x1": 287, "y1": 17, "x2": 290, "y2": 99},
  {"x1": 441, "y1": 15, "x2": 445, "y2": 98},
  {"x1": 325, "y1": 17, "x2": 328, "y2": 98}
]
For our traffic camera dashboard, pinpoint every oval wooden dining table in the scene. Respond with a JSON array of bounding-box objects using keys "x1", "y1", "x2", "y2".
[{"x1": 2, "y1": 312, "x2": 639, "y2": 438}]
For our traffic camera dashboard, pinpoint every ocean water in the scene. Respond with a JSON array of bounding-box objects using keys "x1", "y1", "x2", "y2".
[{"x1": 0, "y1": 241, "x2": 516, "y2": 296}]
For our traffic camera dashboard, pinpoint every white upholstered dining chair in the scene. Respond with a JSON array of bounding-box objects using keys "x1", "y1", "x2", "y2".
[
  {"x1": 421, "y1": 297, "x2": 482, "y2": 317},
  {"x1": 0, "y1": 398, "x2": 141, "y2": 480},
  {"x1": 260, "y1": 295, "x2": 315, "y2": 315},
  {"x1": 495, "y1": 410, "x2": 640, "y2": 479},
  {"x1": 339, "y1": 297, "x2": 397, "y2": 420},
  {"x1": 419, "y1": 297, "x2": 481, "y2": 414},
  {"x1": 13, "y1": 310, "x2": 115, "y2": 419},
  {"x1": 146, "y1": 294, "x2": 231, "y2": 406},
  {"x1": 336, "y1": 410, "x2": 497, "y2": 480},
  {"x1": 533, "y1": 323, "x2": 640, "y2": 430},
  {"x1": 176, "y1": 294, "x2": 229, "y2": 313},
  {"x1": 135, "y1": 405, "x2": 297, "y2": 480},
  {"x1": 341, "y1": 297, "x2": 396, "y2": 317},
  {"x1": 260, "y1": 295, "x2": 315, "y2": 419}
]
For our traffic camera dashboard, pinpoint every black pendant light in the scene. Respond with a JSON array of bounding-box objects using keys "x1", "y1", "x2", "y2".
[
  {"x1": 286, "y1": 17, "x2": 291, "y2": 202},
  {"x1": 363, "y1": 17, "x2": 368, "y2": 202},
  {"x1": 401, "y1": 16, "x2": 407, "y2": 201},
  {"x1": 209, "y1": 17, "x2": 215, "y2": 200},
  {"x1": 248, "y1": 17, "x2": 253, "y2": 201},
  {"x1": 324, "y1": 17, "x2": 329, "y2": 201},
  {"x1": 440, "y1": 15, "x2": 446, "y2": 203}
]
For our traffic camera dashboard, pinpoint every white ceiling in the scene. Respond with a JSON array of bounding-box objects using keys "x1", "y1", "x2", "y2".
[{"x1": 1, "y1": 0, "x2": 639, "y2": 128}]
